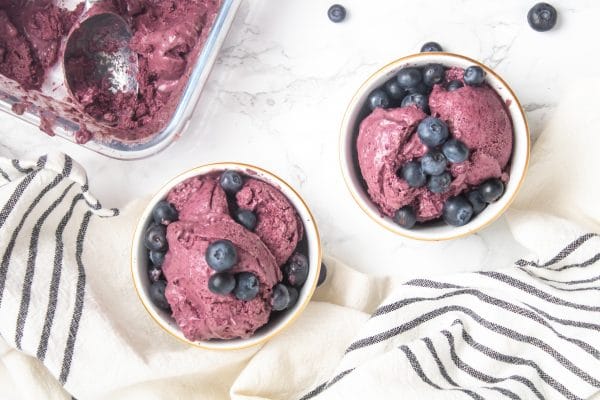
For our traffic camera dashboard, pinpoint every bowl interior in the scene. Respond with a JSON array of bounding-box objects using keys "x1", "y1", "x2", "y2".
[
  {"x1": 340, "y1": 52, "x2": 530, "y2": 241},
  {"x1": 131, "y1": 163, "x2": 321, "y2": 350}
]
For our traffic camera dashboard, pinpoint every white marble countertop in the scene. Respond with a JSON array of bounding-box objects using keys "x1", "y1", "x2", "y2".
[{"x1": 0, "y1": 0, "x2": 594, "y2": 277}]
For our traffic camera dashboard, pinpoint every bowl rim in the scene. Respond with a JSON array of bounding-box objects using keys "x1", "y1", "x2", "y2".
[
  {"x1": 339, "y1": 52, "x2": 531, "y2": 241},
  {"x1": 130, "y1": 162, "x2": 322, "y2": 350}
]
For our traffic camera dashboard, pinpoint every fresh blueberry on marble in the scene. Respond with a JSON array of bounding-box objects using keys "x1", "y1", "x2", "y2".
[
  {"x1": 423, "y1": 64, "x2": 445, "y2": 87},
  {"x1": 396, "y1": 67, "x2": 423, "y2": 89},
  {"x1": 421, "y1": 151, "x2": 448, "y2": 176},
  {"x1": 401, "y1": 93, "x2": 429, "y2": 112},
  {"x1": 478, "y1": 178, "x2": 505, "y2": 203},
  {"x1": 148, "y1": 266, "x2": 163, "y2": 283},
  {"x1": 234, "y1": 272, "x2": 260, "y2": 301},
  {"x1": 150, "y1": 280, "x2": 171, "y2": 311},
  {"x1": 149, "y1": 250, "x2": 165, "y2": 267},
  {"x1": 400, "y1": 161, "x2": 427, "y2": 188},
  {"x1": 317, "y1": 262, "x2": 327, "y2": 287},
  {"x1": 417, "y1": 117, "x2": 449, "y2": 147},
  {"x1": 328, "y1": 4, "x2": 347, "y2": 23},
  {"x1": 443, "y1": 196, "x2": 474, "y2": 226},
  {"x1": 466, "y1": 190, "x2": 487, "y2": 214},
  {"x1": 152, "y1": 200, "x2": 178, "y2": 225},
  {"x1": 427, "y1": 172, "x2": 452, "y2": 194},
  {"x1": 144, "y1": 223, "x2": 168, "y2": 252},
  {"x1": 446, "y1": 80, "x2": 464, "y2": 91},
  {"x1": 442, "y1": 139, "x2": 470, "y2": 163},
  {"x1": 464, "y1": 66, "x2": 486, "y2": 86},
  {"x1": 420, "y1": 41, "x2": 443, "y2": 52},
  {"x1": 384, "y1": 79, "x2": 406, "y2": 100},
  {"x1": 235, "y1": 209, "x2": 257, "y2": 231},
  {"x1": 208, "y1": 272, "x2": 236, "y2": 295},
  {"x1": 394, "y1": 206, "x2": 417, "y2": 229},
  {"x1": 220, "y1": 170, "x2": 244, "y2": 194},
  {"x1": 272, "y1": 284, "x2": 291, "y2": 311},
  {"x1": 528, "y1": 2, "x2": 557, "y2": 32},
  {"x1": 368, "y1": 89, "x2": 391, "y2": 110},
  {"x1": 205, "y1": 239, "x2": 238, "y2": 272},
  {"x1": 284, "y1": 253, "x2": 309, "y2": 288}
]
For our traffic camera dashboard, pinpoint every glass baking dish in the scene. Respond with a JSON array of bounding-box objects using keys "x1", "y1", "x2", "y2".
[{"x1": 0, "y1": 0, "x2": 241, "y2": 160}]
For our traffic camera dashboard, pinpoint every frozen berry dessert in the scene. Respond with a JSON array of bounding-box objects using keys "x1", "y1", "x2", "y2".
[
  {"x1": 142, "y1": 170, "x2": 308, "y2": 341},
  {"x1": 356, "y1": 63, "x2": 513, "y2": 228}
]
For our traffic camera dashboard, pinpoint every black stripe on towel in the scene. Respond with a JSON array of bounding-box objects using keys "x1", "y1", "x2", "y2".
[
  {"x1": 0, "y1": 167, "x2": 10, "y2": 182},
  {"x1": 11, "y1": 159, "x2": 34, "y2": 173},
  {"x1": 516, "y1": 233, "x2": 598, "y2": 268},
  {"x1": 298, "y1": 369, "x2": 354, "y2": 400},
  {"x1": 59, "y1": 210, "x2": 91, "y2": 384},
  {"x1": 37, "y1": 194, "x2": 84, "y2": 360}
]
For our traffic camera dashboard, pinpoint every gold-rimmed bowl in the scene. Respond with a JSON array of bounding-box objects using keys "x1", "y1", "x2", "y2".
[
  {"x1": 340, "y1": 52, "x2": 530, "y2": 241},
  {"x1": 131, "y1": 162, "x2": 321, "y2": 350}
]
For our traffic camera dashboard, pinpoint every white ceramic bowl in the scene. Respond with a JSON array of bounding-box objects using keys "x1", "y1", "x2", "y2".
[
  {"x1": 340, "y1": 52, "x2": 530, "y2": 241},
  {"x1": 131, "y1": 163, "x2": 321, "y2": 350}
]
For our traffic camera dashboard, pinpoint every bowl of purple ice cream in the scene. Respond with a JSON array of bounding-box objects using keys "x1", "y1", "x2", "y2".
[
  {"x1": 340, "y1": 53, "x2": 530, "y2": 241},
  {"x1": 131, "y1": 163, "x2": 321, "y2": 350}
]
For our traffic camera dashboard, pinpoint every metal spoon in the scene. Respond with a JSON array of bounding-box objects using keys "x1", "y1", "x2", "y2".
[{"x1": 64, "y1": 0, "x2": 138, "y2": 103}]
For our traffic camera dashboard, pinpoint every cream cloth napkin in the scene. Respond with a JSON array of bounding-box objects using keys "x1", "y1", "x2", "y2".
[{"x1": 0, "y1": 81, "x2": 599, "y2": 400}]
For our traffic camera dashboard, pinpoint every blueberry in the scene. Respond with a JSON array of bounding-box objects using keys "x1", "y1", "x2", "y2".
[
  {"x1": 478, "y1": 178, "x2": 505, "y2": 203},
  {"x1": 150, "y1": 280, "x2": 171, "y2": 311},
  {"x1": 328, "y1": 4, "x2": 346, "y2": 23},
  {"x1": 284, "y1": 253, "x2": 309, "y2": 287},
  {"x1": 394, "y1": 206, "x2": 417, "y2": 229},
  {"x1": 417, "y1": 117, "x2": 449, "y2": 148},
  {"x1": 400, "y1": 161, "x2": 427, "y2": 188},
  {"x1": 446, "y1": 80, "x2": 463, "y2": 92},
  {"x1": 406, "y1": 82, "x2": 431, "y2": 95},
  {"x1": 144, "y1": 223, "x2": 168, "y2": 252},
  {"x1": 420, "y1": 41, "x2": 443, "y2": 52},
  {"x1": 272, "y1": 284, "x2": 291, "y2": 311},
  {"x1": 466, "y1": 190, "x2": 487, "y2": 214},
  {"x1": 208, "y1": 272, "x2": 236, "y2": 295},
  {"x1": 528, "y1": 3, "x2": 557, "y2": 32},
  {"x1": 384, "y1": 79, "x2": 406, "y2": 100},
  {"x1": 205, "y1": 240, "x2": 238, "y2": 272},
  {"x1": 368, "y1": 89, "x2": 390, "y2": 110},
  {"x1": 463, "y1": 66, "x2": 486, "y2": 86},
  {"x1": 149, "y1": 250, "x2": 165, "y2": 267},
  {"x1": 442, "y1": 139, "x2": 470, "y2": 163},
  {"x1": 236, "y1": 209, "x2": 257, "y2": 231},
  {"x1": 288, "y1": 287, "x2": 299, "y2": 308},
  {"x1": 148, "y1": 266, "x2": 162, "y2": 283},
  {"x1": 318, "y1": 262, "x2": 327, "y2": 286},
  {"x1": 220, "y1": 170, "x2": 243, "y2": 194},
  {"x1": 423, "y1": 64, "x2": 445, "y2": 87},
  {"x1": 396, "y1": 67, "x2": 422, "y2": 89},
  {"x1": 401, "y1": 93, "x2": 429, "y2": 112},
  {"x1": 443, "y1": 196, "x2": 474, "y2": 226},
  {"x1": 152, "y1": 201, "x2": 178, "y2": 225},
  {"x1": 420, "y1": 151, "x2": 448, "y2": 176},
  {"x1": 234, "y1": 272, "x2": 260, "y2": 301},
  {"x1": 427, "y1": 172, "x2": 452, "y2": 194}
]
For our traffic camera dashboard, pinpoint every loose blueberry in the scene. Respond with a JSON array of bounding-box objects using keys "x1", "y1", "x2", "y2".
[
  {"x1": 318, "y1": 262, "x2": 327, "y2": 286},
  {"x1": 284, "y1": 253, "x2": 309, "y2": 287},
  {"x1": 406, "y1": 82, "x2": 431, "y2": 95},
  {"x1": 420, "y1": 151, "x2": 448, "y2": 176},
  {"x1": 396, "y1": 67, "x2": 422, "y2": 89},
  {"x1": 527, "y1": 2, "x2": 557, "y2": 32},
  {"x1": 208, "y1": 273, "x2": 236, "y2": 295},
  {"x1": 464, "y1": 66, "x2": 486, "y2": 86},
  {"x1": 152, "y1": 201, "x2": 178, "y2": 225},
  {"x1": 149, "y1": 250, "x2": 165, "y2": 267},
  {"x1": 443, "y1": 196, "x2": 474, "y2": 226},
  {"x1": 478, "y1": 178, "x2": 505, "y2": 203},
  {"x1": 417, "y1": 117, "x2": 449, "y2": 148},
  {"x1": 427, "y1": 172, "x2": 452, "y2": 194},
  {"x1": 150, "y1": 280, "x2": 171, "y2": 311},
  {"x1": 423, "y1": 64, "x2": 445, "y2": 87},
  {"x1": 144, "y1": 223, "x2": 168, "y2": 252},
  {"x1": 384, "y1": 79, "x2": 406, "y2": 100},
  {"x1": 394, "y1": 206, "x2": 417, "y2": 229},
  {"x1": 400, "y1": 161, "x2": 427, "y2": 188},
  {"x1": 205, "y1": 240, "x2": 238, "y2": 272},
  {"x1": 220, "y1": 170, "x2": 243, "y2": 194},
  {"x1": 236, "y1": 209, "x2": 257, "y2": 231},
  {"x1": 272, "y1": 284, "x2": 291, "y2": 311},
  {"x1": 368, "y1": 89, "x2": 390, "y2": 110},
  {"x1": 466, "y1": 190, "x2": 487, "y2": 214},
  {"x1": 148, "y1": 266, "x2": 162, "y2": 283},
  {"x1": 288, "y1": 287, "x2": 299, "y2": 308},
  {"x1": 234, "y1": 272, "x2": 260, "y2": 301},
  {"x1": 401, "y1": 93, "x2": 429, "y2": 112},
  {"x1": 420, "y1": 41, "x2": 443, "y2": 52},
  {"x1": 446, "y1": 80, "x2": 464, "y2": 91},
  {"x1": 442, "y1": 139, "x2": 470, "y2": 163},
  {"x1": 328, "y1": 4, "x2": 347, "y2": 23}
]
